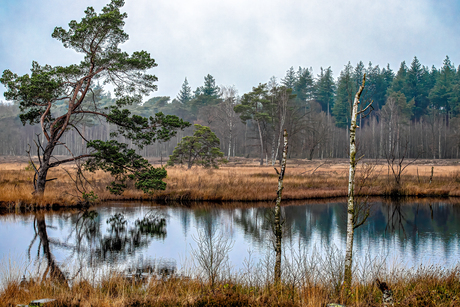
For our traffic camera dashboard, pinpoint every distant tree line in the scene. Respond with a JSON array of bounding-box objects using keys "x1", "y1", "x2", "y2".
[{"x1": 2, "y1": 56, "x2": 460, "y2": 161}]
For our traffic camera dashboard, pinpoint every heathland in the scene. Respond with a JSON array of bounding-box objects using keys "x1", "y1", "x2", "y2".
[{"x1": 1, "y1": 156, "x2": 460, "y2": 207}]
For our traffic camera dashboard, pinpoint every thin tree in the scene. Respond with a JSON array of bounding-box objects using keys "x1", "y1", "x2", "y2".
[
  {"x1": 344, "y1": 74, "x2": 373, "y2": 292},
  {"x1": 217, "y1": 85, "x2": 238, "y2": 159},
  {"x1": 273, "y1": 129, "x2": 288, "y2": 284}
]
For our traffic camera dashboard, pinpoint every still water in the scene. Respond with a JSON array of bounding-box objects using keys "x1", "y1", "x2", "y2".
[{"x1": 1, "y1": 200, "x2": 460, "y2": 277}]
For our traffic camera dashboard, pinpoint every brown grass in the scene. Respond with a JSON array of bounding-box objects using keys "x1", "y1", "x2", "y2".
[
  {"x1": 2, "y1": 157, "x2": 460, "y2": 207},
  {"x1": 2, "y1": 267, "x2": 460, "y2": 306}
]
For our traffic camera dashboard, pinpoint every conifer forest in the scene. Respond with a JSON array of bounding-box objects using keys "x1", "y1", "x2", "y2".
[{"x1": 2, "y1": 56, "x2": 459, "y2": 162}]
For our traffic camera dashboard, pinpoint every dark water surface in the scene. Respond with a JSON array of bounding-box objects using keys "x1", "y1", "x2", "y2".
[{"x1": 1, "y1": 199, "x2": 460, "y2": 276}]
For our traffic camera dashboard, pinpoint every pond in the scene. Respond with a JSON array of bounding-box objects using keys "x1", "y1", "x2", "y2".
[{"x1": 1, "y1": 199, "x2": 460, "y2": 281}]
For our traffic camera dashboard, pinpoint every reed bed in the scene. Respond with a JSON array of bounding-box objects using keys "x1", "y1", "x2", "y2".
[{"x1": 1, "y1": 158, "x2": 460, "y2": 207}]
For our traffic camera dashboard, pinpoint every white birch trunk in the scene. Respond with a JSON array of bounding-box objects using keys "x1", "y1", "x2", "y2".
[
  {"x1": 344, "y1": 74, "x2": 367, "y2": 291},
  {"x1": 274, "y1": 129, "x2": 288, "y2": 284}
]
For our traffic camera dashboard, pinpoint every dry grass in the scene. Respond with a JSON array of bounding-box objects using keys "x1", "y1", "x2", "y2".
[
  {"x1": 1, "y1": 266, "x2": 460, "y2": 306},
  {"x1": 2, "y1": 157, "x2": 460, "y2": 207}
]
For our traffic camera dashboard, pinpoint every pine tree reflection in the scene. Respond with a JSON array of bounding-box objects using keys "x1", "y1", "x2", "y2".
[
  {"x1": 30, "y1": 213, "x2": 68, "y2": 283},
  {"x1": 91, "y1": 210, "x2": 167, "y2": 263},
  {"x1": 28, "y1": 209, "x2": 167, "y2": 282}
]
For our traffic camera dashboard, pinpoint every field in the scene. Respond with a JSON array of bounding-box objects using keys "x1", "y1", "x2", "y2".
[{"x1": 1, "y1": 156, "x2": 460, "y2": 207}]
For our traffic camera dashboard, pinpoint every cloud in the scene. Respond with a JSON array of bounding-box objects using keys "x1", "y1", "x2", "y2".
[{"x1": 1, "y1": 0, "x2": 459, "y2": 101}]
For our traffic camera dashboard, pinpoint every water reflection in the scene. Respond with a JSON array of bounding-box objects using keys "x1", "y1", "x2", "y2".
[{"x1": 1, "y1": 199, "x2": 460, "y2": 280}]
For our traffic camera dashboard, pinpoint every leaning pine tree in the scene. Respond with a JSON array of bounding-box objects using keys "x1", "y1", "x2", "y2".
[{"x1": 0, "y1": 0, "x2": 190, "y2": 196}]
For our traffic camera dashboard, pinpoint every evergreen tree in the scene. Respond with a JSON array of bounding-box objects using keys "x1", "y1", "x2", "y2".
[
  {"x1": 176, "y1": 77, "x2": 192, "y2": 104},
  {"x1": 193, "y1": 86, "x2": 202, "y2": 98},
  {"x1": 365, "y1": 63, "x2": 391, "y2": 111},
  {"x1": 314, "y1": 67, "x2": 336, "y2": 114},
  {"x1": 353, "y1": 61, "x2": 365, "y2": 91},
  {"x1": 294, "y1": 67, "x2": 314, "y2": 102},
  {"x1": 382, "y1": 64, "x2": 395, "y2": 88},
  {"x1": 168, "y1": 124, "x2": 225, "y2": 169},
  {"x1": 390, "y1": 61, "x2": 408, "y2": 94},
  {"x1": 201, "y1": 74, "x2": 220, "y2": 98},
  {"x1": 333, "y1": 62, "x2": 354, "y2": 128},
  {"x1": 281, "y1": 66, "x2": 297, "y2": 90},
  {"x1": 406, "y1": 57, "x2": 430, "y2": 119},
  {"x1": 188, "y1": 74, "x2": 221, "y2": 117},
  {"x1": 429, "y1": 56, "x2": 456, "y2": 122},
  {"x1": 0, "y1": 0, "x2": 190, "y2": 195}
]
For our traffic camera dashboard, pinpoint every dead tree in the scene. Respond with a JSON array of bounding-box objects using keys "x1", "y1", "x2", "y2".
[
  {"x1": 344, "y1": 74, "x2": 372, "y2": 292},
  {"x1": 273, "y1": 129, "x2": 288, "y2": 284}
]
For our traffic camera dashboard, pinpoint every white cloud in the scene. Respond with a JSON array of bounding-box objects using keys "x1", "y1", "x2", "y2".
[{"x1": 1, "y1": 0, "x2": 459, "y2": 100}]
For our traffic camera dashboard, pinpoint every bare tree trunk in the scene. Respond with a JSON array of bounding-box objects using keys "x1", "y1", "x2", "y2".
[
  {"x1": 380, "y1": 118, "x2": 384, "y2": 158},
  {"x1": 274, "y1": 129, "x2": 288, "y2": 285},
  {"x1": 344, "y1": 74, "x2": 367, "y2": 292},
  {"x1": 257, "y1": 120, "x2": 264, "y2": 166},
  {"x1": 228, "y1": 127, "x2": 232, "y2": 159},
  {"x1": 438, "y1": 119, "x2": 442, "y2": 159}
]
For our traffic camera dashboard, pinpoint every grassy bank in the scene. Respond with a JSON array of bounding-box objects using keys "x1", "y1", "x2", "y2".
[
  {"x1": 2, "y1": 265, "x2": 459, "y2": 306},
  {"x1": 1, "y1": 157, "x2": 460, "y2": 207}
]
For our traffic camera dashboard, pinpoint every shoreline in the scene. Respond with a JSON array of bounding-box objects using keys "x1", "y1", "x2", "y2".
[{"x1": 1, "y1": 157, "x2": 460, "y2": 208}]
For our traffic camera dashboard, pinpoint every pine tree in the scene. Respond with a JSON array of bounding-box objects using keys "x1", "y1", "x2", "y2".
[
  {"x1": 167, "y1": 124, "x2": 225, "y2": 169},
  {"x1": 294, "y1": 67, "x2": 314, "y2": 102},
  {"x1": 314, "y1": 67, "x2": 336, "y2": 114},
  {"x1": 353, "y1": 61, "x2": 365, "y2": 91},
  {"x1": 406, "y1": 57, "x2": 430, "y2": 119},
  {"x1": 176, "y1": 77, "x2": 192, "y2": 104},
  {"x1": 365, "y1": 63, "x2": 389, "y2": 111},
  {"x1": 390, "y1": 61, "x2": 408, "y2": 94},
  {"x1": 429, "y1": 56, "x2": 456, "y2": 122},
  {"x1": 0, "y1": 0, "x2": 191, "y2": 195},
  {"x1": 201, "y1": 74, "x2": 220, "y2": 98},
  {"x1": 281, "y1": 66, "x2": 297, "y2": 90},
  {"x1": 333, "y1": 62, "x2": 354, "y2": 128}
]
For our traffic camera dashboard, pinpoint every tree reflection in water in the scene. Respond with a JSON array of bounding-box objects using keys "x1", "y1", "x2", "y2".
[
  {"x1": 14, "y1": 200, "x2": 460, "y2": 284},
  {"x1": 30, "y1": 213, "x2": 68, "y2": 283},
  {"x1": 28, "y1": 209, "x2": 168, "y2": 282}
]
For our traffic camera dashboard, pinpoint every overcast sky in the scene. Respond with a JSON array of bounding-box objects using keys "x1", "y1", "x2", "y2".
[{"x1": 1, "y1": 0, "x2": 459, "y2": 102}]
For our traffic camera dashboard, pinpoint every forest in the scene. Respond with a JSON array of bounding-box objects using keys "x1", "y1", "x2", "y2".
[{"x1": 1, "y1": 55, "x2": 460, "y2": 162}]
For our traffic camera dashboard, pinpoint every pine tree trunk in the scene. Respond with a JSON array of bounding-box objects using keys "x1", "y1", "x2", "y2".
[{"x1": 35, "y1": 141, "x2": 55, "y2": 195}]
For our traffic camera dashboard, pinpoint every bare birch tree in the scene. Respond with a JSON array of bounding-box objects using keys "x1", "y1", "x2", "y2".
[
  {"x1": 217, "y1": 86, "x2": 238, "y2": 159},
  {"x1": 273, "y1": 129, "x2": 288, "y2": 284},
  {"x1": 344, "y1": 74, "x2": 372, "y2": 291}
]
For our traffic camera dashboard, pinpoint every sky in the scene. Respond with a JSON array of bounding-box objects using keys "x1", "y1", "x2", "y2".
[{"x1": 1, "y1": 0, "x2": 459, "y2": 102}]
